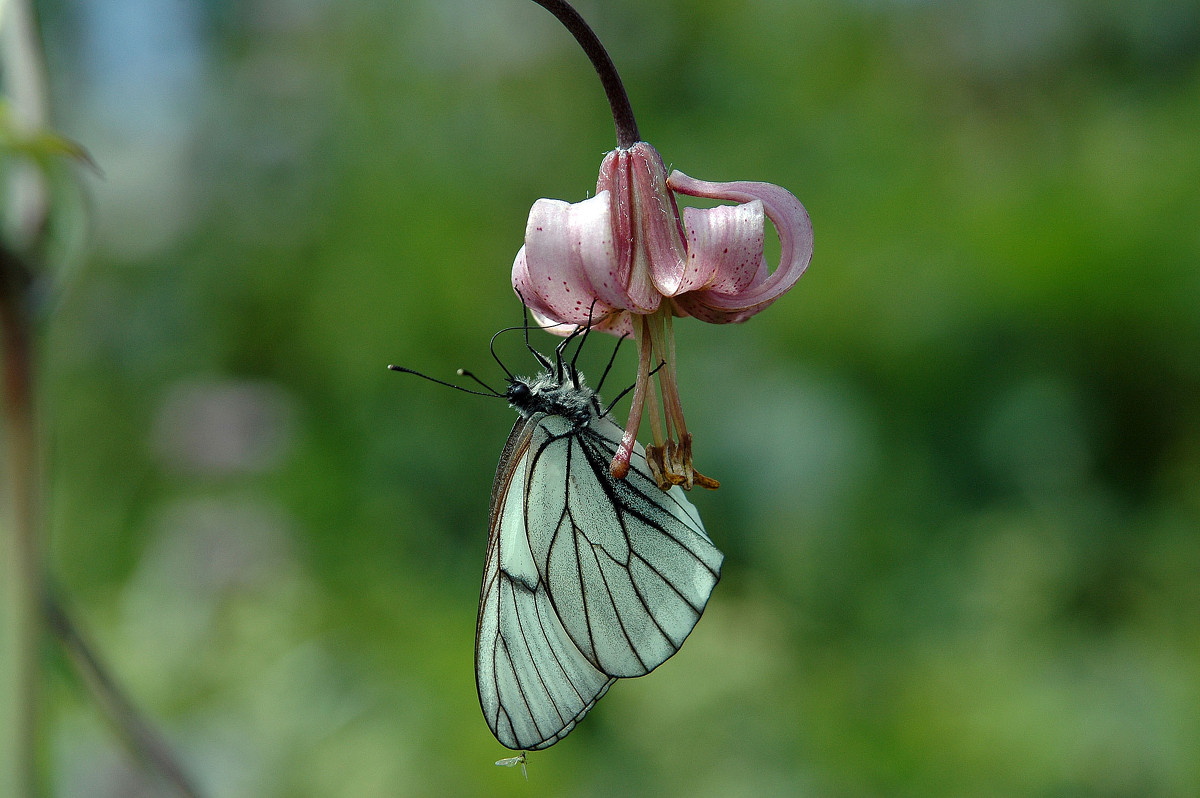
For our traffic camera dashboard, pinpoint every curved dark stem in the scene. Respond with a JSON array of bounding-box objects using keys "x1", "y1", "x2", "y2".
[{"x1": 529, "y1": 0, "x2": 640, "y2": 148}]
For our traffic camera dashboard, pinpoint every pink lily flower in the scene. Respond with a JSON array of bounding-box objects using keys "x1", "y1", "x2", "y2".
[{"x1": 512, "y1": 140, "x2": 813, "y2": 489}]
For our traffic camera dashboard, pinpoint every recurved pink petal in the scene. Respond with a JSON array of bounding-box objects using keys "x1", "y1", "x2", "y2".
[
  {"x1": 598, "y1": 144, "x2": 676, "y2": 310},
  {"x1": 668, "y1": 171, "x2": 813, "y2": 315},
  {"x1": 597, "y1": 150, "x2": 635, "y2": 303},
  {"x1": 626, "y1": 145, "x2": 689, "y2": 298},
  {"x1": 517, "y1": 194, "x2": 620, "y2": 326},
  {"x1": 568, "y1": 190, "x2": 650, "y2": 314},
  {"x1": 677, "y1": 200, "x2": 767, "y2": 295},
  {"x1": 528, "y1": 305, "x2": 633, "y2": 339},
  {"x1": 671, "y1": 288, "x2": 762, "y2": 324},
  {"x1": 512, "y1": 244, "x2": 561, "y2": 324}
]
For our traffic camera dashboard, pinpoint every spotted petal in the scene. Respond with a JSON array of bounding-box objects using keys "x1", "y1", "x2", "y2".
[
  {"x1": 668, "y1": 172, "x2": 813, "y2": 323},
  {"x1": 513, "y1": 192, "x2": 634, "y2": 328},
  {"x1": 598, "y1": 143, "x2": 687, "y2": 307},
  {"x1": 676, "y1": 199, "x2": 767, "y2": 296}
]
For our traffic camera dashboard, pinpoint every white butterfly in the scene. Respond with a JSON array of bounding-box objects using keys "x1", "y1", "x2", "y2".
[{"x1": 392, "y1": 322, "x2": 723, "y2": 752}]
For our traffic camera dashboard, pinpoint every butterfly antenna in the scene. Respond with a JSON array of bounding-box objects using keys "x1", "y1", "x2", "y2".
[
  {"x1": 554, "y1": 322, "x2": 586, "y2": 384},
  {"x1": 388, "y1": 365, "x2": 504, "y2": 398},
  {"x1": 487, "y1": 326, "x2": 521, "y2": 381},
  {"x1": 456, "y1": 368, "x2": 504, "y2": 396},
  {"x1": 517, "y1": 292, "x2": 554, "y2": 371}
]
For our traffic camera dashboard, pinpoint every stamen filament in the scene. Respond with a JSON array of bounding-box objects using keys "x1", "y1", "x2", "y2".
[
  {"x1": 610, "y1": 316, "x2": 654, "y2": 479},
  {"x1": 661, "y1": 313, "x2": 688, "y2": 438},
  {"x1": 643, "y1": 312, "x2": 674, "y2": 446}
]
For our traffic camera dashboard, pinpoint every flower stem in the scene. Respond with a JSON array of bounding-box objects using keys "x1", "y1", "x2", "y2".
[{"x1": 528, "y1": 0, "x2": 640, "y2": 148}]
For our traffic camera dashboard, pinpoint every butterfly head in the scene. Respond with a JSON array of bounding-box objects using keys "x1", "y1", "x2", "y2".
[{"x1": 506, "y1": 371, "x2": 597, "y2": 427}]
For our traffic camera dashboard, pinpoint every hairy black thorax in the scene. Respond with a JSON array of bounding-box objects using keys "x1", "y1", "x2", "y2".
[{"x1": 506, "y1": 371, "x2": 598, "y2": 428}]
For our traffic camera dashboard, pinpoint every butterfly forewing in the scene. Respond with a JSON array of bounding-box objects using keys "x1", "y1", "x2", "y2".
[
  {"x1": 476, "y1": 400, "x2": 723, "y2": 750},
  {"x1": 476, "y1": 416, "x2": 616, "y2": 751}
]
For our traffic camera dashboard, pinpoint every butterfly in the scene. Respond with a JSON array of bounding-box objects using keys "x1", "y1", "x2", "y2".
[{"x1": 391, "y1": 315, "x2": 723, "y2": 752}]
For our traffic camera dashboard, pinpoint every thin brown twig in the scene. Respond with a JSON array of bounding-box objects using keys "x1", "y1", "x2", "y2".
[
  {"x1": 1, "y1": 245, "x2": 206, "y2": 798},
  {"x1": 43, "y1": 590, "x2": 204, "y2": 798},
  {"x1": 1, "y1": 1, "x2": 204, "y2": 793},
  {"x1": 0, "y1": 244, "x2": 41, "y2": 798},
  {"x1": 2, "y1": 2, "x2": 51, "y2": 791}
]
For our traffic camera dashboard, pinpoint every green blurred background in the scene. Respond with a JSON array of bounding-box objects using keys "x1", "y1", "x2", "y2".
[{"x1": 24, "y1": 0, "x2": 1200, "y2": 794}]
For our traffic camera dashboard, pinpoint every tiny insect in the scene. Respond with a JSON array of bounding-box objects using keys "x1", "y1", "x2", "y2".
[
  {"x1": 495, "y1": 753, "x2": 528, "y2": 779},
  {"x1": 390, "y1": 310, "x2": 723, "y2": 751}
]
